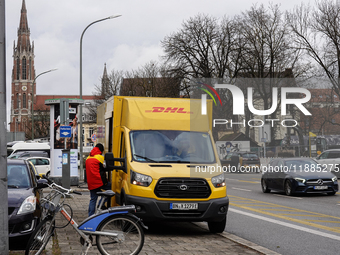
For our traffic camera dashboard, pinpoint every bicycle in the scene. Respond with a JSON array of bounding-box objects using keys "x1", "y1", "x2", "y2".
[{"x1": 25, "y1": 176, "x2": 147, "y2": 255}]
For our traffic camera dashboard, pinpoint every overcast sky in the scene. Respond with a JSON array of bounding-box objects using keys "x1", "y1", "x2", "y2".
[{"x1": 5, "y1": 0, "x2": 306, "y2": 125}]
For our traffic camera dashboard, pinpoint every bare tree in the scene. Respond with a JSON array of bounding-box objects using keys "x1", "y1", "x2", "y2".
[
  {"x1": 88, "y1": 69, "x2": 124, "y2": 120},
  {"x1": 162, "y1": 14, "x2": 242, "y2": 80},
  {"x1": 236, "y1": 4, "x2": 306, "y2": 144},
  {"x1": 287, "y1": 0, "x2": 340, "y2": 95},
  {"x1": 22, "y1": 107, "x2": 50, "y2": 140},
  {"x1": 121, "y1": 61, "x2": 181, "y2": 98}
]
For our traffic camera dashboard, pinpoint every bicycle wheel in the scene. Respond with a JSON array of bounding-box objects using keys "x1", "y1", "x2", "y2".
[
  {"x1": 25, "y1": 216, "x2": 55, "y2": 255},
  {"x1": 96, "y1": 215, "x2": 144, "y2": 255}
]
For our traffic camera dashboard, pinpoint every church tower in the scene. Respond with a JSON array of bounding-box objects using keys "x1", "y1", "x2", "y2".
[
  {"x1": 101, "y1": 63, "x2": 110, "y2": 97},
  {"x1": 10, "y1": 0, "x2": 36, "y2": 138}
]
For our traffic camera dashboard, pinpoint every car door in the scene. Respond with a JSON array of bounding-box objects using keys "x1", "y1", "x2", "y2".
[
  {"x1": 275, "y1": 160, "x2": 286, "y2": 191},
  {"x1": 265, "y1": 159, "x2": 278, "y2": 189}
]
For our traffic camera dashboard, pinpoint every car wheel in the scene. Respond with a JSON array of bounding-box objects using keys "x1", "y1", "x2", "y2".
[
  {"x1": 327, "y1": 191, "x2": 336, "y2": 196},
  {"x1": 284, "y1": 180, "x2": 293, "y2": 196},
  {"x1": 261, "y1": 178, "x2": 271, "y2": 193},
  {"x1": 208, "y1": 216, "x2": 226, "y2": 233}
]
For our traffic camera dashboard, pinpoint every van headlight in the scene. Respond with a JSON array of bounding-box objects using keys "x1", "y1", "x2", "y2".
[
  {"x1": 332, "y1": 176, "x2": 337, "y2": 182},
  {"x1": 130, "y1": 170, "x2": 152, "y2": 187},
  {"x1": 18, "y1": 196, "x2": 36, "y2": 215},
  {"x1": 211, "y1": 174, "x2": 226, "y2": 188}
]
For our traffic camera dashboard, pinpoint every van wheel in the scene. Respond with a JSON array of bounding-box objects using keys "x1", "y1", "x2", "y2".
[
  {"x1": 46, "y1": 171, "x2": 50, "y2": 177},
  {"x1": 208, "y1": 217, "x2": 226, "y2": 233}
]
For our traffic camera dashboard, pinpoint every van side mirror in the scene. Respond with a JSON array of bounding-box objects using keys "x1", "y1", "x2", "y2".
[{"x1": 105, "y1": 152, "x2": 127, "y2": 173}]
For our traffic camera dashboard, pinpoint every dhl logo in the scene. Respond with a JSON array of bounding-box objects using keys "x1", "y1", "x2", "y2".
[{"x1": 145, "y1": 107, "x2": 193, "y2": 114}]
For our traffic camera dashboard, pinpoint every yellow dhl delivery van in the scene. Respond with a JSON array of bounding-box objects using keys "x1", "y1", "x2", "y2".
[{"x1": 97, "y1": 96, "x2": 229, "y2": 233}]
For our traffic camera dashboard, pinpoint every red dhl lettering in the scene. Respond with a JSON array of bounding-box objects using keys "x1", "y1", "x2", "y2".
[{"x1": 145, "y1": 107, "x2": 193, "y2": 114}]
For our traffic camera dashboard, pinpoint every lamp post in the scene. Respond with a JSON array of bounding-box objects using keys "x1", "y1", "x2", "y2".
[
  {"x1": 79, "y1": 14, "x2": 121, "y2": 181},
  {"x1": 31, "y1": 68, "x2": 57, "y2": 140}
]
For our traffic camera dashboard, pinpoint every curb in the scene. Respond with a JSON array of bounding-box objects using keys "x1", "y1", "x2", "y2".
[{"x1": 194, "y1": 222, "x2": 281, "y2": 255}]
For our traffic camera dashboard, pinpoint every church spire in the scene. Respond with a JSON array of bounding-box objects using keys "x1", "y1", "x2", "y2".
[
  {"x1": 17, "y1": 0, "x2": 31, "y2": 51},
  {"x1": 101, "y1": 63, "x2": 110, "y2": 96}
]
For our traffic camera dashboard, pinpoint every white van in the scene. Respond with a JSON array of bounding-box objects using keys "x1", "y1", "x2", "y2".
[{"x1": 7, "y1": 141, "x2": 50, "y2": 158}]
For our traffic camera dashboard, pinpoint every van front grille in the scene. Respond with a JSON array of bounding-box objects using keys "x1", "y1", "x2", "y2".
[{"x1": 155, "y1": 178, "x2": 211, "y2": 198}]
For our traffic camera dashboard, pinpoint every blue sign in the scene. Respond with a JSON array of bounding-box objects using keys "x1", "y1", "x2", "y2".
[{"x1": 60, "y1": 126, "x2": 72, "y2": 138}]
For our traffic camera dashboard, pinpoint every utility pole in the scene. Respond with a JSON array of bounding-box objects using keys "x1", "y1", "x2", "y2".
[{"x1": 0, "y1": 0, "x2": 9, "y2": 252}]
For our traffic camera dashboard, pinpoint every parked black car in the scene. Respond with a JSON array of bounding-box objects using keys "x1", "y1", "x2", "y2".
[
  {"x1": 8, "y1": 158, "x2": 47, "y2": 250},
  {"x1": 261, "y1": 158, "x2": 338, "y2": 196},
  {"x1": 222, "y1": 151, "x2": 261, "y2": 172}
]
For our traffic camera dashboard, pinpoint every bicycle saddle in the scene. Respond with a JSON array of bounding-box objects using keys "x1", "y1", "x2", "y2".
[{"x1": 97, "y1": 190, "x2": 115, "y2": 197}]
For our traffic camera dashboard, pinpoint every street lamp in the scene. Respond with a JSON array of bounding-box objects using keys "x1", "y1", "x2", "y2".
[
  {"x1": 79, "y1": 14, "x2": 121, "y2": 180},
  {"x1": 31, "y1": 68, "x2": 57, "y2": 140}
]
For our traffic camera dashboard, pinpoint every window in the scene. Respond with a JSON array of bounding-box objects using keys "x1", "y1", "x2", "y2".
[
  {"x1": 22, "y1": 57, "x2": 26, "y2": 79},
  {"x1": 23, "y1": 93, "x2": 26, "y2": 108},
  {"x1": 89, "y1": 127, "x2": 94, "y2": 137},
  {"x1": 319, "y1": 152, "x2": 329, "y2": 159},
  {"x1": 16, "y1": 93, "x2": 19, "y2": 108},
  {"x1": 328, "y1": 152, "x2": 340, "y2": 159},
  {"x1": 16, "y1": 57, "x2": 20, "y2": 80},
  {"x1": 28, "y1": 58, "x2": 32, "y2": 79}
]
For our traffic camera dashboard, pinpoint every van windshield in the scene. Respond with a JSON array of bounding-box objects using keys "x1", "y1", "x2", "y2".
[{"x1": 130, "y1": 130, "x2": 216, "y2": 164}]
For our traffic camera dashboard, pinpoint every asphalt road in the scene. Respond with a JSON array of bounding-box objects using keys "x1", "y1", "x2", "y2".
[{"x1": 225, "y1": 172, "x2": 340, "y2": 255}]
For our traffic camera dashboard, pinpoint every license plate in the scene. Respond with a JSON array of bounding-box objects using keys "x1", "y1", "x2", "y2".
[
  {"x1": 170, "y1": 203, "x2": 198, "y2": 210},
  {"x1": 314, "y1": 186, "x2": 328, "y2": 190}
]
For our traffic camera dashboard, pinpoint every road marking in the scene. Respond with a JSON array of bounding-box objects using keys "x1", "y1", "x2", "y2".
[
  {"x1": 230, "y1": 208, "x2": 340, "y2": 241},
  {"x1": 273, "y1": 194, "x2": 302, "y2": 199},
  {"x1": 231, "y1": 187, "x2": 252, "y2": 192},
  {"x1": 237, "y1": 180, "x2": 259, "y2": 184},
  {"x1": 278, "y1": 214, "x2": 327, "y2": 217},
  {"x1": 230, "y1": 195, "x2": 340, "y2": 234},
  {"x1": 225, "y1": 178, "x2": 260, "y2": 183},
  {"x1": 303, "y1": 220, "x2": 340, "y2": 223}
]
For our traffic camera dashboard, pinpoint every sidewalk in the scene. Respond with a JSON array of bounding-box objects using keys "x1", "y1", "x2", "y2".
[{"x1": 11, "y1": 184, "x2": 280, "y2": 255}]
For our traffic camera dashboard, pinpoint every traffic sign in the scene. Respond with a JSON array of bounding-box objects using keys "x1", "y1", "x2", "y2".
[
  {"x1": 60, "y1": 126, "x2": 72, "y2": 138},
  {"x1": 91, "y1": 133, "x2": 97, "y2": 142}
]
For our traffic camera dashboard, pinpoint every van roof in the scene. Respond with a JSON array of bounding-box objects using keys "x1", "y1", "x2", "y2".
[
  {"x1": 7, "y1": 142, "x2": 50, "y2": 150},
  {"x1": 117, "y1": 97, "x2": 213, "y2": 132}
]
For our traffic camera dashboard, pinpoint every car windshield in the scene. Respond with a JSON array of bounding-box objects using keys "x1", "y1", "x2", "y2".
[
  {"x1": 242, "y1": 153, "x2": 258, "y2": 159},
  {"x1": 7, "y1": 164, "x2": 30, "y2": 188},
  {"x1": 130, "y1": 130, "x2": 216, "y2": 163}
]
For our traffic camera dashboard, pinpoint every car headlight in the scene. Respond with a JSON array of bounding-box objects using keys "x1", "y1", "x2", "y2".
[
  {"x1": 18, "y1": 196, "x2": 36, "y2": 215},
  {"x1": 332, "y1": 176, "x2": 337, "y2": 182},
  {"x1": 130, "y1": 170, "x2": 152, "y2": 187},
  {"x1": 294, "y1": 177, "x2": 306, "y2": 184},
  {"x1": 211, "y1": 174, "x2": 226, "y2": 188}
]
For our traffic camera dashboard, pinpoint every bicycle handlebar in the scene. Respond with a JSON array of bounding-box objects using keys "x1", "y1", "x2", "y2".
[{"x1": 41, "y1": 175, "x2": 82, "y2": 195}]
